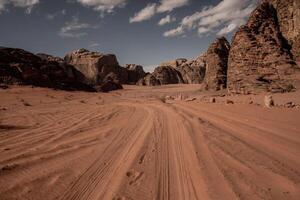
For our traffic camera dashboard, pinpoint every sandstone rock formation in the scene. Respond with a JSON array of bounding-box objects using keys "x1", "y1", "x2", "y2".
[
  {"x1": 138, "y1": 57, "x2": 206, "y2": 86},
  {"x1": 203, "y1": 37, "x2": 230, "y2": 91},
  {"x1": 125, "y1": 64, "x2": 146, "y2": 84},
  {"x1": 269, "y1": 0, "x2": 300, "y2": 62},
  {"x1": 95, "y1": 80, "x2": 123, "y2": 93},
  {"x1": 228, "y1": 2, "x2": 300, "y2": 94},
  {"x1": 175, "y1": 57, "x2": 206, "y2": 84},
  {"x1": 0, "y1": 47, "x2": 95, "y2": 92},
  {"x1": 153, "y1": 66, "x2": 184, "y2": 85},
  {"x1": 137, "y1": 73, "x2": 160, "y2": 86},
  {"x1": 64, "y1": 49, "x2": 128, "y2": 85}
]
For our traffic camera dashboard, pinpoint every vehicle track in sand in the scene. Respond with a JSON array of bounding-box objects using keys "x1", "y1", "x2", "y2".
[{"x1": 0, "y1": 86, "x2": 300, "y2": 200}]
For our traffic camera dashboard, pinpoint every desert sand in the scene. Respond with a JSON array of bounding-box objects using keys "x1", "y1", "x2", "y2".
[{"x1": 0, "y1": 85, "x2": 300, "y2": 200}]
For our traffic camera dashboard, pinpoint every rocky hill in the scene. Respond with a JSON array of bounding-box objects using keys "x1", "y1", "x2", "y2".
[
  {"x1": 142, "y1": 0, "x2": 299, "y2": 94},
  {"x1": 0, "y1": 48, "x2": 143, "y2": 92},
  {"x1": 228, "y1": 0, "x2": 300, "y2": 94},
  {"x1": 0, "y1": 47, "x2": 95, "y2": 92}
]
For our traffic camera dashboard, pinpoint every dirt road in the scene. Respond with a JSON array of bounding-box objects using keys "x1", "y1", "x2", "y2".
[{"x1": 0, "y1": 85, "x2": 299, "y2": 200}]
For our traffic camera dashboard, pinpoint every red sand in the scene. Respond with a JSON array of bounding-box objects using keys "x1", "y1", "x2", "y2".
[{"x1": 0, "y1": 85, "x2": 300, "y2": 200}]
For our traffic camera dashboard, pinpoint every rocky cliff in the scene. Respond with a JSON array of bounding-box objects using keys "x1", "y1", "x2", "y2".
[
  {"x1": 64, "y1": 49, "x2": 128, "y2": 85},
  {"x1": 269, "y1": 0, "x2": 300, "y2": 62},
  {"x1": 203, "y1": 37, "x2": 230, "y2": 91},
  {"x1": 228, "y1": 1, "x2": 300, "y2": 94}
]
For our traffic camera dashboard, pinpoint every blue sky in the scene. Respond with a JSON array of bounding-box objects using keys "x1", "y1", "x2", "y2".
[{"x1": 0, "y1": 0, "x2": 258, "y2": 71}]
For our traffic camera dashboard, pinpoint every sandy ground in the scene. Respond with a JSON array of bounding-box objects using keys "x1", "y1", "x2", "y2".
[{"x1": 0, "y1": 84, "x2": 300, "y2": 200}]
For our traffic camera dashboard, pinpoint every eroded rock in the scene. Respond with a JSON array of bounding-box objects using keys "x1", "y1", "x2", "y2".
[
  {"x1": 204, "y1": 37, "x2": 230, "y2": 91},
  {"x1": 228, "y1": 2, "x2": 300, "y2": 94}
]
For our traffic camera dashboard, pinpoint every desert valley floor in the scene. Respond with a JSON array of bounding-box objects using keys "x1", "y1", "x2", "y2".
[{"x1": 0, "y1": 85, "x2": 300, "y2": 200}]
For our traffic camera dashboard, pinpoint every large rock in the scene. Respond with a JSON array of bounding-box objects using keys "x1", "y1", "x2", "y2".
[
  {"x1": 64, "y1": 49, "x2": 128, "y2": 85},
  {"x1": 137, "y1": 66, "x2": 184, "y2": 86},
  {"x1": 153, "y1": 66, "x2": 184, "y2": 85},
  {"x1": 228, "y1": 2, "x2": 300, "y2": 94},
  {"x1": 95, "y1": 80, "x2": 123, "y2": 93},
  {"x1": 203, "y1": 37, "x2": 230, "y2": 91},
  {"x1": 269, "y1": 0, "x2": 300, "y2": 62},
  {"x1": 174, "y1": 57, "x2": 206, "y2": 84},
  {"x1": 0, "y1": 47, "x2": 95, "y2": 92},
  {"x1": 125, "y1": 64, "x2": 146, "y2": 84},
  {"x1": 139, "y1": 57, "x2": 206, "y2": 86},
  {"x1": 137, "y1": 73, "x2": 160, "y2": 86}
]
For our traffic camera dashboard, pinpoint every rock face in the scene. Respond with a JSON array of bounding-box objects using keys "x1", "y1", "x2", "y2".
[
  {"x1": 137, "y1": 73, "x2": 160, "y2": 86},
  {"x1": 125, "y1": 64, "x2": 146, "y2": 84},
  {"x1": 138, "y1": 65, "x2": 184, "y2": 86},
  {"x1": 95, "y1": 80, "x2": 123, "y2": 93},
  {"x1": 228, "y1": 2, "x2": 299, "y2": 93},
  {"x1": 269, "y1": 0, "x2": 300, "y2": 62},
  {"x1": 64, "y1": 49, "x2": 128, "y2": 85},
  {"x1": 203, "y1": 37, "x2": 230, "y2": 91},
  {"x1": 175, "y1": 57, "x2": 206, "y2": 84},
  {"x1": 0, "y1": 47, "x2": 95, "y2": 92},
  {"x1": 153, "y1": 66, "x2": 184, "y2": 85},
  {"x1": 138, "y1": 57, "x2": 206, "y2": 86}
]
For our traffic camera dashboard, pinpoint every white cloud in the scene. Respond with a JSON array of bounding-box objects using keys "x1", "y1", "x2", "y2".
[
  {"x1": 45, "y1": 9, "x2": 67, "y2": 20},
  {"x1": 59, "y1": 16, "x2": 99, "y2": 38},
  {"x1": 89, "y1": 42, "x2": 100, "y2": 47},
  {"x1": 158, "y1": 14, "x2": 176, "y2": 26},
  {"x1": 130, "y1": 0, "x2": 189, "y2": 23},
  {"x1": 76, "y1": 0, "x2": 126, "y2": 13},
  {"x1": 157, "y1": 0, "x2": 189, "y2": 13},
  {"x1": 0, "y1": 0, "x2": 39, "y2": 14},
  {"x1": 164, "y1": 0, "x2": 258, "y2": 37},
  {"x1": 129, "y1": 3, "x2": 157, "y2": 23},
  {"x1": 198, "y1": 27, "x2": 210, "y2": 34},
  {"x1": 163, "y1": 26, "x2": 184, "y2": 37}
]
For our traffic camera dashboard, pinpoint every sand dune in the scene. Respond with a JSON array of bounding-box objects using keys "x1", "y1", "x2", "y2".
[{"x1": 0, "y1": 85, "x2": 300, "y2": 200}]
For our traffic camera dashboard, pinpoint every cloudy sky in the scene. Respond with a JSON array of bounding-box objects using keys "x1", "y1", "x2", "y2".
[{"x1": 0, "y1": 0, "x2": 259, "y2": 71}]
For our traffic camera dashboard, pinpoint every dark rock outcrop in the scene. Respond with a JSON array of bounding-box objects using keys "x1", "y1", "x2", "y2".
[
  {"x1": 138, "y1": 57, "x2": 206, "y2": 86},
  {"x1": 137, "y1": 73, "x2": 160, "y2": 86},
  {"x1": 203, "y1": 37, "x2": 230, "y2": 91},
  {"x1": 95, "y1": 80, "x2": 123, "y2": 93},
  {"x1": 64, "y1": 49, "x2": 128, "y2": 85},
  {"x1": 0, "y1": 47, "x2": 95, "y2": 92},
  {"x1": 125, "y1": 64, "x2": 146, "y2": 84},
  {"x1": 228, "y1": 2, "x2": 300, "y2": 94},
  {"x1": 153, "y1": 66, "x2": 184, "y2": 85},
  {"x1": 138, "y1": 65, "x2": 184, "y2": 86}
]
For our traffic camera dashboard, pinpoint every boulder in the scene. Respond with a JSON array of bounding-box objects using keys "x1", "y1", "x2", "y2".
[
  {"x1": 137, "y1": 73, "x2": 160, "y2": 86},
  {"x1": 264, "y1": 95, "x2": 275, "y2": 108},
  {"x1": 228, "y1": 2, "x2": 300, "y2": 94},
  {"x1": 176, "y1": 55, "x2": 206, "y2": 84},
  {"x1": 139, "y1": 56, "x2": 206, "y2": 86},
  {"x1": 125, "y1": 64, "x2": 146, "y2": 84},
  {"x1": 95, "y1": 80, "x2": 123, "y2": 93},
  {"x1": 153, "y1": 66, "x2": 184, "y2": 85},
  {"x1": 204, "y1": 37, "x2": 230, "y2": 91},
  {"x1": 64, "y1": 49, "x2": 128, "y2": 85}
]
